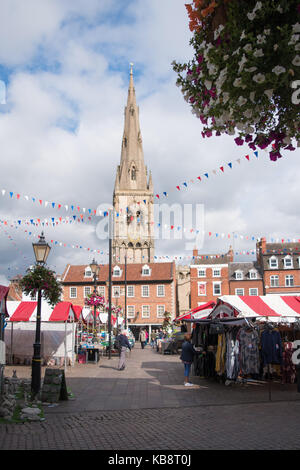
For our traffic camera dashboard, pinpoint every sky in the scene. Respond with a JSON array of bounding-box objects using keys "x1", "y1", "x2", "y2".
[{"x1": 0, "y1": 0, "x2": 299, "y2": 285}]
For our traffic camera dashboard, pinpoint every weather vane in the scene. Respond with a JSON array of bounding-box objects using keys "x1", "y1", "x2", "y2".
[{"x1": 130, "y1": 62, "x2": 134, "y2": 74}]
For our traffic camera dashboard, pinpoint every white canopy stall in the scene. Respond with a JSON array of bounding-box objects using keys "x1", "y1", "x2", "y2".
[{"x1": 5, "y1": 301, "x2": 78, "y2": 369}]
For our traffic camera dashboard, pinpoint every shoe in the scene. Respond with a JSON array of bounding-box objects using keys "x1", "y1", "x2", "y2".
[{"x1": 184, "y1": 382, "x2": 194, "y2": 387}]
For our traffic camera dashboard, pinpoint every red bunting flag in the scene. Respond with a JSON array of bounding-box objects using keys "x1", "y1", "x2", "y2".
[
  {"x1": 197, "y1": 176, "x2": 201, "y2": 181},
  {"x1": 176, "y1": 186, "x2": 180, "y2": 190},
  {"x1": 220, "y1": 167, "x2": 224, "y2": 172},
  {"x1": 245, "y1": 155, "x2": 250, "y2": 161},
  {"x1": 156, "y1": 194, "x2": 160, "y2": 199}
]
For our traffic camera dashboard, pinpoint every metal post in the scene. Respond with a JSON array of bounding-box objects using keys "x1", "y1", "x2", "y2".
[
  {"x1": 108, "y1": 209, "x2": 113, "y2": 359},
  {"x1": 31, "y1": 288, "x2": 42, "y2": 398},
  {"x1": 124, "y1": 253, "x2": 127, "y2": 330},
  {"x1": 93, "y1": 272, "x2": 97, "y2": 333},
  {"x1": 0, "y1": 299, "x2": 5, "y2": 396}
]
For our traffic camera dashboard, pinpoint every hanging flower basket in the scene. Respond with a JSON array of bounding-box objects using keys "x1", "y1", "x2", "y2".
[
  {"x1": 173, "y1": 0, "x2": 300, "y2": 160},
  {"x1": 18, "y1": 265, "x2": 63, "y2": 307},
  {"x1": 85, "y1": 293, "x2": 105, "y2": 308}
]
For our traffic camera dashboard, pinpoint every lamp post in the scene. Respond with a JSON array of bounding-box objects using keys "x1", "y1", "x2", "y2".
[
  {"x1": 113, "y1": 287, "x2": 120, "y2": 334},
  {"x1": 90, "y1": 258, "x2": 100, "y2": 333},
  {"x1": 124, "y1": 252, "x2": 127, "y2": 330},
  {"x1": 31, "y1": 232, "x2": 51, "y2": 398},
  {"x1": 108, "y1": 209, "x2": 113, "y2": 359}
]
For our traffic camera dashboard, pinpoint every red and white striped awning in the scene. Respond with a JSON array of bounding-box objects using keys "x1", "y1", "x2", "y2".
[
  {"x1": 175, "y1": 301, "x2": 216, "y2": 322},
  {"x1": 8, "y1": 301, "x2": 77, "y2": 322},
  {"x1": 211, "y1": 295, "x2": 300, "y2": 322}
]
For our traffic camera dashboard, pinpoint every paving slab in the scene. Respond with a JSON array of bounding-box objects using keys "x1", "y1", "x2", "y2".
[{"x1": 1, "y1": 343, "x2": 300, "y2": 450}]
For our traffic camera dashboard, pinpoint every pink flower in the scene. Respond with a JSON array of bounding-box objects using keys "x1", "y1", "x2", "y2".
[{"x1": 235, "y1": 137, "x2": 244, "y2": 146}]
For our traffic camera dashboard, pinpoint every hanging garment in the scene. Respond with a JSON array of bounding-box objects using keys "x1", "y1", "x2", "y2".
[
  {"x1": 215, "y1": 334, "x2": 226, "y2": 375},
  {"x1": 281, "y1": 342, "x2": 296, "y2": 384},
  {"x1": 239, "y1": 328, "x2": 260, "y2": 375},
  {"x1": 261, "y1": 329, "x2": 283, "y2": 365},
  {"x1": 226, "y1": 330, "x2": 240, "y2": 380}
]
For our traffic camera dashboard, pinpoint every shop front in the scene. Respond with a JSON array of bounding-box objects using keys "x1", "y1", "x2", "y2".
[{"x1": 189, "y1": 295, "x2": 300, "y2": 391}]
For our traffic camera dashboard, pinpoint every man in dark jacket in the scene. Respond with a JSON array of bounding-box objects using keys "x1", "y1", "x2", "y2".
[
  {"x1": 117, "y1": 330, "x2": 131, "y2": 371},
  {"x1": 180, "y1": 333, "x2": 195, "y2": 386}
]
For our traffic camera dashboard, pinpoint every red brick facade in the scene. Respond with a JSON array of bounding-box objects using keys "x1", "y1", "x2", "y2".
[
  {"x1": 61, "y1": 262, "x2": 177, "y2": 330},
  {"x1": 257, "y1": 237, "x2": 300, "y2": 295},
  {"x1": 190, "y1": 239, "x2": 300, "y2": 307},
  {"x1": 190, "y1": 263, "x2": 230, "y2": 308}
]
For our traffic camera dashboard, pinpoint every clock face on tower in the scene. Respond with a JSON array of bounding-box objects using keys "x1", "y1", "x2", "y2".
[{"x1": 125, "y1": 204, "x2": 146, "y2": 242}]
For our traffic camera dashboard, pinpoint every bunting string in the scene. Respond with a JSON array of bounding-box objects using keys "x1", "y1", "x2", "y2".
[{"x1": 0, "y1": 149, "x2": 260, "y2": 215}]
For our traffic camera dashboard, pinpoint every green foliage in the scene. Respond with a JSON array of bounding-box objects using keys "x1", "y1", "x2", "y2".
[
  {"x1": 19, "y1": 264, "x2": 63, "y2": 307},
  {"x1": 173, "y1": 0, "x2": 300, "y2": 160}
]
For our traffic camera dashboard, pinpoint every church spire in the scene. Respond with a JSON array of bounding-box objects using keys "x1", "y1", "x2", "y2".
[
  {"x1": 112, "y1": 65, "x2": 155, "y2": 265},
  {"x1": 116, "y1": 65, "x2": 149, "y2": 191}
]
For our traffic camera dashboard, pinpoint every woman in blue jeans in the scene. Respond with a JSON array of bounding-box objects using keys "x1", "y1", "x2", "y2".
[{"x1": 180, "y1": 333, "x2": 195, "y2": 386}]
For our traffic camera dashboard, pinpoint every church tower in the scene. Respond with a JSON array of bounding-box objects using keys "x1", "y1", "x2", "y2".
[{"x1": 112, "y1": 65, "x2": 155, "y2": 264}]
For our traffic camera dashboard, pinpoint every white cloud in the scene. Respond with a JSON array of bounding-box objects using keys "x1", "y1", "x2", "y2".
[{"x1": 0, "y1": 0, "x2": 299, "y2": 280}]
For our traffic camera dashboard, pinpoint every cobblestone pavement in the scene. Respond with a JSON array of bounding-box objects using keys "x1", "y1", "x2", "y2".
[{"x1": 1, "y1": 343, "x2": 300, "y2": 450}]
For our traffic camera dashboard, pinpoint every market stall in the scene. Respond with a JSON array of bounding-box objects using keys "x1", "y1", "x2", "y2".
[
  {"x1": 189, "y1": 295, "x2": 300, "y2": 389},
  {"x1": 76, "y1": 307, "x2": 127, "y2": 362},
  {"x1": 156, "y1": 302, "x2": 217, "y2": 354},
  {"x1": 5, "y1": 300, "x2": 78, "y2": 368}
]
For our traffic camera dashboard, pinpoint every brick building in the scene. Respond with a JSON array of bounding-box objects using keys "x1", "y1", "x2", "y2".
[
  {"x1": 256, "y1": 237, "x2": 300, "y2": 295},
  {"x1": 228, "y1": 262, "x2": 264, "y2": 296},
  {"x1": 190, "y1": 247, "x2": 233, "y2": 309},
  {"x1": 61, "y1": 261, "x2": 177, "y2": 338}
]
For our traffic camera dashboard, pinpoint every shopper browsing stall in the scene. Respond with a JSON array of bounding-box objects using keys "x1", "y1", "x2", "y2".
[{"x1": 180, "y1": 333, "x2": 196, "y2": 386}]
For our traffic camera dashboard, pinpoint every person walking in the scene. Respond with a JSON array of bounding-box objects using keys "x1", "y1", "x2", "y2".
[
  {"x1": 150, "y1": 330, "x2": 156, "y2": 348},
  {"x1": 117, "y1": 329, "x2": 131, "y2": 371},
  {"x1": 139, "y1": 328, "x2": 147, "y2": 349},
  {"x1": 180, "y1": 333, "x2": 196, "y2": 386},
  {"x1": 145, "y1": 329, "x2": 149, "y2": 345}
]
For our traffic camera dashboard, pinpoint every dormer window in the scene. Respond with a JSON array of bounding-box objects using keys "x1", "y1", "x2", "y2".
[
  {"x1": 269, "y1": 256, "x2": 278, "y2": 269},
  {"x1": 235, "y1": 270, "x2": 243, "y2": 280},
  {"x1": 142, "y1": 264, "x2": 151, "y2": 276},
  {"x1": 284, "y1": 255, "x2": 293, "y2": 269},
  {"x1": 249, "y1": 269, "x2": 257, "y2": 279},
  {"x1": 113, "y1": 266, "x2": 122, "y2": 277},
  {"x1": 84, "y1": 267, "x2": 92, "y2": 278}
]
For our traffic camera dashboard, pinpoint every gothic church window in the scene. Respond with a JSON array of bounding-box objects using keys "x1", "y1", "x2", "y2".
[{"x1": 131, "y1": 166, "x2": 136, "y2": 180}]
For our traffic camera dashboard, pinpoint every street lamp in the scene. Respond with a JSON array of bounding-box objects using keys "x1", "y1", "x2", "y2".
[
  {"x1": 113, "y1": 287, "x2": 120, "y2": 334},
  {"x1": 124, "y1": 252, "x2": 127, "y2": 329},
  {"x1": 31, "y1": 232, "x2": 51, "y2": 398},
  {"x1": 90, "y1": 258, "x2": 100, "y2": 332}
]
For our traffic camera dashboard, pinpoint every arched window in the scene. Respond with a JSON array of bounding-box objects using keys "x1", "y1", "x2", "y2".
[
  {"x1": 84, "y1": 267, "x2": 92, "y2": 277},
  {"x1": 142, "y1": 264, "x2": 151, "y2": 276},
  {"x1": 113, "y1": 266, "x2": 122, "y2": 277},
  {"x1": 131, "y1": 166, "x2": 136, "y2": 181}
]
